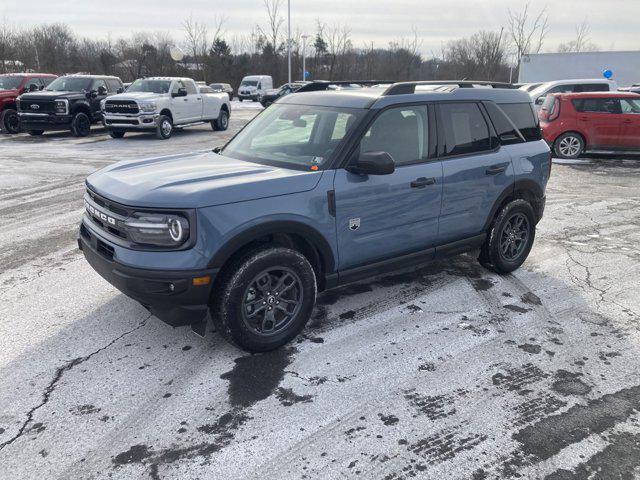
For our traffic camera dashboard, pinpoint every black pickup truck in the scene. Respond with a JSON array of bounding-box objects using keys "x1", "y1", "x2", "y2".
[{"x1": 17, "y1": 75, "x2": 124, "y2": 137}]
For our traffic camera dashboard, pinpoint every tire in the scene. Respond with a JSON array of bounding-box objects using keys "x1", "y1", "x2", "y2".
[
  {"x1": 109, "y1": 130, "x2": 125, "y2": 139},
  {"x1": 71, "y1": 112, "x2": 91, "y2": 137},
  {"x1": 211, "y1": 246, "x2": 317, "y2": 352},
  {"x1": 28, "y1": 130, "x2": 44, "y2": 136},
  {"x1": 212, "y1": 109, "x2": 229, "y2": 131},
  {"x1": 155, "y1": 115, "x2": 173, "y2": 140},
  {"x1": 554, "y1": 132, "x2": 584, "y2": 159},
  {"x1": 1, "y1": 108, "x2": 21, "y2": 134},
  {"x1": 478, "y1": 199, "x2": 536, "y2": 274},
  {"x1": 238, "y1": 98, "x2": 243, "y2": 102}
]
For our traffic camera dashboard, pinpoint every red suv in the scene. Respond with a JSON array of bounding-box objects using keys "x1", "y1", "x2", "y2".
[
  {"x1": 539, "y1": 92, "x2": 640, "y2": 159},
  {"x1": 0, "y1": 73, "x2": 57, "y2": 134}
]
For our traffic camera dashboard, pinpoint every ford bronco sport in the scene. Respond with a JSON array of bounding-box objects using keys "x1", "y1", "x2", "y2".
[{"x1": 79, "y1": 81, "x2": 551, "y2": 352}]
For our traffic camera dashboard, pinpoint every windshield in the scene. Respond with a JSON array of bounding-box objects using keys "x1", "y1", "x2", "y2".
[
  {"x1": 0, "y1": 76, "x2": 23, "y2": 90},
  {"x1": 222, "y1": 103, "x2": 365, "y2": 170},
  {"x1": 127, "y1": 79, "x2": 171, "y2": 94},
  {"x1": 241, "y1": 80, "x2": 258, "y2": 87},
  {"x1": 47, "y1": 77, "x2": 92, "y2": 92}
]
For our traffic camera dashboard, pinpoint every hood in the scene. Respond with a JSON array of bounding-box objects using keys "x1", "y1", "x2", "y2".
[
  {"x1": 107, "y1": 92, "x2": 168, "y2": 102},
  {"x1": 0, "y1": 89, "x2": 19, "y2": 99},
  {"x1": 86, "y1": 151, "x2": 323, "y2": 209},
  {"x1": 19, "y1": 90, "x2": 86, "y2": 101}
]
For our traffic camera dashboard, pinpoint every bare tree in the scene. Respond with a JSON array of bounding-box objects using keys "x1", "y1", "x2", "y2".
[
  {"x1": 325, "y1": 24, "x2": 351, "y2": 79},
  {"x1": 183, "y1": 14, "x2": 208, "y2": 80},
  {"x1": 259, "y1": 0, "x2": 284, "y2": 52},
  {"x1": 507, "y1": 2, "x2": 550, "y2": 60},
  {"x1": 557, "y1": 18, "x2": 600, "y2": 53}
]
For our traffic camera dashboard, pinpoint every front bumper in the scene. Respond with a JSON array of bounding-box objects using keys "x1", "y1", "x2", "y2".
[
  {"x1": 78, "y1": 223, "x2": 218, "y2": 328},
  {"x1": 238, "y1": 92, "x2": 257, "y2": 100},
  {"x1": 103, "y1": 113, "x2": 159, "y2": 130},
  {"x1": 19, "y1": 113, "x2": 72, "y2": 130}
]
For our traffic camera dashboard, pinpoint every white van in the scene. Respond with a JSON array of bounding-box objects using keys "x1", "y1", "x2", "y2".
[
  {"x1": 529, "y1": 78, "x2": 618, "y2": 110},
  {"x1": 238, "y1": 75, "x2": 273, "y2": 102}
]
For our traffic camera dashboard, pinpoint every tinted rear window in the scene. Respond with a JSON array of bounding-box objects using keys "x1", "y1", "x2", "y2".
[
  {"x1": 484, "y1": 102, "x2": 522, "y2": 145},
  {"x1": 440, "y1": 103, "x2": 492, "y2": 156},
  {"x1": 497, "y1": 103, "x2": 541, "y2": 142}
]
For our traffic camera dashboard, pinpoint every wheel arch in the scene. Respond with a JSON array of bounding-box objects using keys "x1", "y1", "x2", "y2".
[
  {"x1": 208, "y1": 220, "x2": 336, "y2": 290},
  {"x1": 483, "y1": 179, "x2": 545, "y2": 231},
  {"x1": 554, "y1": 130, "x2": 588, "y2": 150},
  {"x1": 159, "y1": 108, "x2": 173, "y2": 120},
  {"x1": 71, "y1": 101, "x2": 91, "y2": 116}
]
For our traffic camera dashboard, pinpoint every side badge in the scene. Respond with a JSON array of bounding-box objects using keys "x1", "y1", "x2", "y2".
[{"x1": 349, "y1": 218, "x2": 361, "y2": 231}]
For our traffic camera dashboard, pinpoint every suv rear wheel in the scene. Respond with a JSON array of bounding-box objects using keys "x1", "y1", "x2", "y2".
[
  {"x1": 478, "y1": 199, "x2": 536, "y2": 274},
  {"x1": 211, "y1": 246, "x2": 317, "y2": 352},
  {"x1": 71, "y1": 112, "x2": 91, "y2": 137},
  {"x1": 1, "y1": 108, "x2": 21, "y2": 134},
  {"x1": 554, "y1": 132, "x2": 584, "y2": 159}
]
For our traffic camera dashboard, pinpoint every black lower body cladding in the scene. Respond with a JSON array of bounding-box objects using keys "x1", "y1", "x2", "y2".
[{"x1": 78, "y1": 225, "x2": 218, "y2": 329}]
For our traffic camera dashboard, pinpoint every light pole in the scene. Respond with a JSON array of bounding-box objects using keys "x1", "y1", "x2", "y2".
[
  {"x1": 287, "y1": 0, "x2": 292, "y2": 84},
  {"x1": 301, "y1": 34, "x2": 309, "y2": 81}
]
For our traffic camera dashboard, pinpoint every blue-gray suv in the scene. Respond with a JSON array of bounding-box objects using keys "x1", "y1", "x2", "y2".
[{"x1": 79, "y1": 81, "x2": 551, "y2": 352}]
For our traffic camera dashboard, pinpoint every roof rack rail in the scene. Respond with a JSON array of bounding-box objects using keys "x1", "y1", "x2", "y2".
[
  {"x1": 296, "y1": 80, "x2": 393, "y2": 93},
  {"x1": 383, "y1": 81, "x2": 516, "y2": 96}
]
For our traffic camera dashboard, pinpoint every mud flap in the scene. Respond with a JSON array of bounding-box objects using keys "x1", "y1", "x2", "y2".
[{"x1": 191, "y1": 318, "x2": 208, "y2": 338}]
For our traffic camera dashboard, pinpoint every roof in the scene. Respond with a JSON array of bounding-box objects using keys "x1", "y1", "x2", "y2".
[
  {"x1": 140, "y1": 77, "x2": 192, "y2": 82},
  {"x1": 553, "y1": 91, "x2": 640, "y2": 99},
  {"x1": 1, "y1": 72, "x2": 56, "y2": 77},
  {"x1": 278, "y1": 83, "x2": 533, "y2": 109},
  {"x1": 62, "y1": 74, "x2": 121, "y2": 79}
]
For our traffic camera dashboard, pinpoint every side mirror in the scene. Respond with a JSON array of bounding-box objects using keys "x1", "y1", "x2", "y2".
[
  {"x1": 89, "y1": 90, "x2": 98, "y2": 98},
  {"x1": 212, "y1": 146, "x2": 223, "y2": 154},
  {"x1": 172, "y1": 87, "x2": 187, "y2": 97},
  {"x1": 97, "y1": 86, "x2": 107, "y2": 96},
  {"x1": 535, "y1": 97, "x2": 545, "y2": 105},
  {"x1": 116, "y1": 87, "x2": 124, "y2": 94},
  {"x1": 29, "y1": 84, "x2": 39, "y2": 92},
  {"x1": 348, "y1": 151, "x2": 395, "y2": 175}
]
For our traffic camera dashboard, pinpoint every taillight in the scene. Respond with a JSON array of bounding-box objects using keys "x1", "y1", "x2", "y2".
[{"x1": 548, "y1": 97, "x2": 561, "y2": 121}]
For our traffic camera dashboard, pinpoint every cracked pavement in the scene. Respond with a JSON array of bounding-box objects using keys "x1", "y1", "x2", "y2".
[{"x1": 1, "y1": 108, "x2": 640, "y2": 479}]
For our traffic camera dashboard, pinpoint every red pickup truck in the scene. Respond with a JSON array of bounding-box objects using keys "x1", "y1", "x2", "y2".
[{"x1": 0, "y1": 73, "x2": 57, "y2": 134}]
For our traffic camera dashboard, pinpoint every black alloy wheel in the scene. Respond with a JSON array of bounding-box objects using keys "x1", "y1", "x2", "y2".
[
  {"x1": 499, "y1": 213, "x2": 530, "y2": 262},
  {"x1": 241, "y1": 268, "x2": 303, "y2": 337}
]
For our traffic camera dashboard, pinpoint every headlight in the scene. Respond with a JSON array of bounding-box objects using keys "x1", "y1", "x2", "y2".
[
  {"x1": 54, "y1": 99, "x2": 68, "y2": 114},
  {"x1": 138, "y1": 102, "x2": 157, "y2": 113},
  {"x1": 124, "y1": 212, "x2": 190, "y2": 247},
  {"x1": 100, "y1": 99, "x2": 106, "y2": 111}
]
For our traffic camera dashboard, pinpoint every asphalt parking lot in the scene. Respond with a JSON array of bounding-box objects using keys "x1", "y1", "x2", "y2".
[{"x1": 1, "y1": 103, "x2": 640, "y2": 480}]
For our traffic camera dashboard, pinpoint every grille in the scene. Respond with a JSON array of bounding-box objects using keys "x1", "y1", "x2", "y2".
[
  {"x1": 105, "y1": 100, "x2": 139, "y2": 114},
  {"x1": 18, "y1": 99, "x2": 55, "y2": 113},
  {"x1": 85, "y1": 189, "x2": 131, "y2": 240}
]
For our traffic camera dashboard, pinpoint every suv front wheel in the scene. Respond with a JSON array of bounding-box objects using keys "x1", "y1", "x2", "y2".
[
  {"x1": 211, "y1": 246, "x2": 317, "y2": 352},
  {"x1": 478, "y1": 199, "x2": 536, "y2": 274}
]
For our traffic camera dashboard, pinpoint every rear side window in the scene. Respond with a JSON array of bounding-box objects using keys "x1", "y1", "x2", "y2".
[
  {"x1": 498, "y1": 103, "x2": 541, "y2": 142},
  {"x1": 439, "y1": 103, "x2": 491, "y2": 156},
  {"x1": 575, "y1": 84, "x2": 610, "y2": 92},
  {"x1": 185, "y1": 81, "x2": 198, "y2": 94},
  {"x1": 106, "y1": 79, "x2": 122, "y2": 92},
  {"x1": 572, "y1": 98, "x2": 621, "y2": 114},
  {"x1": 484, "y1": 102, "x2": 523, "y2": 145}
]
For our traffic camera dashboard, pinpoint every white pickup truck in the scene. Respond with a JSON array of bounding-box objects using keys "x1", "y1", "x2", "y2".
[{"x1": 102, "y1": 77, "x2": 231, "y2": 139}]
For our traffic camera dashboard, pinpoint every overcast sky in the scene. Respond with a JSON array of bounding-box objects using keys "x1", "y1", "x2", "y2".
[{"x1": 2, "y1": 0, "x2": 639, "y2": 56}]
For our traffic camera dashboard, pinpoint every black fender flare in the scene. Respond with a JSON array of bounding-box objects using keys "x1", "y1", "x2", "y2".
[
  {"x1": 71, "y1": 101, "x2": 92, "y2": 117},
  {"x1": 208, "y1": 220, "x2": 336, "y2": 274},
  {"x1": 482, "y1": 179, "x2": 544, "y2": 231}
]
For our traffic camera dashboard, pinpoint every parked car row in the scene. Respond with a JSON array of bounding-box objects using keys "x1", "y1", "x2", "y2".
[{"x1": 0, "y1": 73, "x2": 232, "y2": 139}]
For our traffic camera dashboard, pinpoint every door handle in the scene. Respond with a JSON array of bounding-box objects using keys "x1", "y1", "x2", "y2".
[
  {"x1": 410, "y1": 177, "x2": 436, "y2": 188},
  {"x1": 623, "y1": 119, "x2": 632, "y2": 124},
  {"x1": 486, "y1": 165, "x2": 507, "y2": 175},
  {"x1": 579, "y1": 116, "x2": 589, "y2": 121}
]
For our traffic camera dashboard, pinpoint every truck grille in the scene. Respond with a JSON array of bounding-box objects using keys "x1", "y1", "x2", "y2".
[
  {"x1": 18, "y1": 99, "x2": 55, "y2": 113},
  {"x1": 105, "y1": 100, "x2": 139, "y2": 114}
]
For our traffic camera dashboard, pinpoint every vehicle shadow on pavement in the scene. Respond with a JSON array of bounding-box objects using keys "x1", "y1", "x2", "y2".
[{"x1": 1, "y1": 255, "x2": 639, "y2": 479}]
